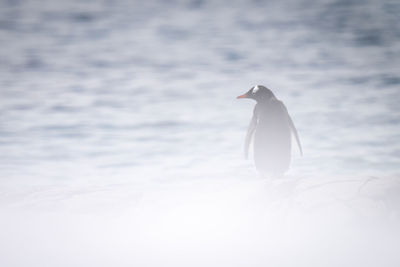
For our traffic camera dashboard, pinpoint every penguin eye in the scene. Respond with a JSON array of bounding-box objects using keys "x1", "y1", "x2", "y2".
[{"x1": 252, "y1": 85, "x2": 259, "y2": 94}]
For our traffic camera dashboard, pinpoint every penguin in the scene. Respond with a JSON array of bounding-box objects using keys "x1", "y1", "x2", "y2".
[{"x1": 237, "y1": 85, "x2": 302, "y2": 176}]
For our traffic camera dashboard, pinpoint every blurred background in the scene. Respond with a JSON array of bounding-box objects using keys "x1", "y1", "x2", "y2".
[{"x1": 0, "y1": 0, "x2": 399, "y2": 266}]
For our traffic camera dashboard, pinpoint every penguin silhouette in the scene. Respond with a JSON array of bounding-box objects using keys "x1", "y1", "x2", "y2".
[{"x1": 237, "y1": 85, "x2": 302, "y2": 176}]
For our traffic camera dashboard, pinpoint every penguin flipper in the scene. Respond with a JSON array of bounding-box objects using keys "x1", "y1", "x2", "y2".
[
  {"x1": 244, "y1": 112, "x2": 257, "y2": 159},
  {"x1": 288, "y1": 114, "x2": 303, "y2": 156}
]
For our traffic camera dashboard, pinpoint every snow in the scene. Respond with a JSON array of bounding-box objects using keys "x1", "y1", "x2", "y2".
[{"x1": 0, "y1": 0, "x2": 399, "y2": 266}]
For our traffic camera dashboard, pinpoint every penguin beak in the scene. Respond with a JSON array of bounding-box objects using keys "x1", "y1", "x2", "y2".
[{"x1": 236, "y1": 93, "x2": 248, "y2": 99}]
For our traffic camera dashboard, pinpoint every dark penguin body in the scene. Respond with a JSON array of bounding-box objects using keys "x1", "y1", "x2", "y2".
[
  {"x1": 254, "y1": 100, "x2": 291, "y2": 173},
  {"x1": 237, "y1": 85, "x2": 302, "y2": 175}
]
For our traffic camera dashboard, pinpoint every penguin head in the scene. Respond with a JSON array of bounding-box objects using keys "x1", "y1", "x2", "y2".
[{"x1": 237, "y1": 85, "x2": 275, "y2": 102}]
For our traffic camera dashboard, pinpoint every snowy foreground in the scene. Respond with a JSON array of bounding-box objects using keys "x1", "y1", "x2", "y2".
[
  {"x1": 1, "y1": 0, "x2": 399, "y2": 266},
  {"x1": 1, "y1": 174, "x2": 399, "y2": 267}
]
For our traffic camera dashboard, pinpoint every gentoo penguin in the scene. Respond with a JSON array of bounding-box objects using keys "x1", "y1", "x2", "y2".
[{"x1": 237, "y1": 85, "x2": 302, "y2": 176}]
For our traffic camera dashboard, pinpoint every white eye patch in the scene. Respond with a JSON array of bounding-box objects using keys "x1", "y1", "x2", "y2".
[{"x1": 252, "y1": 85, "x2": 260, "y2": 94}]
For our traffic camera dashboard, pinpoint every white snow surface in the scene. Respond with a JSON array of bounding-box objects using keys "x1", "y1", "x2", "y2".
[{"x1": 0, "y1": 0, "x2": 400, "y2": 266}]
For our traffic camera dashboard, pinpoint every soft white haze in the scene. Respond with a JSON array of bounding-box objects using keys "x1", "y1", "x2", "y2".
[{"x1": 0, "y1": 0, "x2": 399, "y2": 266}]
